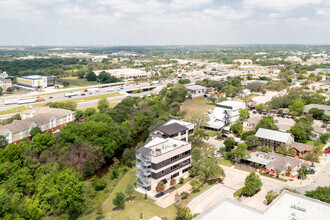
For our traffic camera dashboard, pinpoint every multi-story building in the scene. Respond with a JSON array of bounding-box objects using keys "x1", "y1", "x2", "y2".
[
  {"x1": 214, "y1": 101, "x2": 246, "y2": 126},
  {"x1": 233, "y1": 59, "x2": 253, "y2": 65},
  {"x1": 0, "y1": 78, "x2": 12, "y2": 91},
  {"x1": 136, "y1": 137, "x2": 192, "y2": 194},
  {"x1": 185, "y1": 84, "x2": 208, "y2": 98},
  {"x1": 94, "y1": 68, "x2": 149, "y2": 81},
  {"x1": 17, "y1": 75, "x2": 48, "y2": 88},
  {"x1": 0, "y1": 107, "x2": 74, "y2": 144},
  {"x1": 151, "y1": 119, "x2": 194, "y2": 141},
  {"x1": 255, "y1": 128, "x2": 294, "y2": 149}
]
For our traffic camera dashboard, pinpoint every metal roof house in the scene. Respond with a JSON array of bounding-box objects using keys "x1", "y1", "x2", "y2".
[{"x1": 255, "y1": 128, "x2": 294, "y2": 148}]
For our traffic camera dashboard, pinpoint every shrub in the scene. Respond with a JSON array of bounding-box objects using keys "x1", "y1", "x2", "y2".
[
  {"x1": 93, "y1": 178, "x2": 107, "y2": 191},
  {"x1": 180, "y1": 191, "x2": 189, "y2": 200},
  {"x1": 170, "y1": 179, "x2": 176, "y2": 186},
  {"x1": 179, "y1": 177, "x2": 184, "y2": 184}
]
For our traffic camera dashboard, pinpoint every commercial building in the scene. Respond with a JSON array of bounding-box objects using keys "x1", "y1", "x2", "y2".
[
  {"x1": 214, "y1": 101, "x2": 246, "y2": 126},
  {"x1": 195, "y1": 191, "x2": 330, "y2": 220},
  {"x1": 94, "y1": 68, "x2": 149, "y2": 81},
  {"x1": 290, "y1": 142, "x2": 314, "y2": 157},
  {"x1": 185, "y1": 84, "x2": 208, "y2": 98},
  {"x1": 0, "y1": 78, "x2": 12, "y2": 90},
  {"x1": 0, "y1": 107, "x2": 74, "y2": 144},
  {"x1": 136, "y1": 137, "x2": 192, "y2": 194},
  {"x1": 150, "y1": 119, "x2": 194, "y2": 141},
  {"x1": 17, "y1": 75, "x2": 48, "y2": 88},
  {"x1": 255, "y1": 128, "x2": 294, "y2": 148},
  {"x1": 0, "y1": 71, "x2": 8, "y2": 78}
]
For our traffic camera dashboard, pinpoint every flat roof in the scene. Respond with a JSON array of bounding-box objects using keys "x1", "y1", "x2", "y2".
[
  {"x1": 304, "y1": 104, "x2": 330, "y2": 116},
  {"x1": 185, "y1": 84, "x2": 207, "y2": 91},
  {"x1": 195, "y1": 191, "x2": 330, "y2": 220},
  {"x1": 157, "y1": 123, "x2": 188, "y2": 136},
  {"x1": 18, "y1": 75, "x2": 46, "y2": 80},
  {"x1": 216, "y1": 100, "x2": 245, "y2": 108}
]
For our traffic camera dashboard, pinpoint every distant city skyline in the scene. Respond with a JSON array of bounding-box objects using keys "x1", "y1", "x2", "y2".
[{"x1": 0, "y1": 0, "x2": 329, "y2": 46}]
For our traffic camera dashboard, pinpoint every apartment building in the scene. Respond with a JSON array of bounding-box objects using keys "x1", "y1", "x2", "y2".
[
  {"x1": 0, "y1": 107, "x2": 74, "y2": 144},
  {"x1": 214, "y1": 101, "x2": 246, "y2": 125},
  {"x1": 255, "y1": 128, "x2": 294, "y2": 148},
  {"x1": 151, "y1": 119, "x2": 194, "y2": 141},
  {"x1": 136, "y1": 137, "x2": 192, "y2": 194}
]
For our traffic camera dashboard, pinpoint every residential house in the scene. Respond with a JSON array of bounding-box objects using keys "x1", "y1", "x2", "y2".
[
  {"x1": 290, "y1": 142, "x2": 314, "y2": 157},
  {"x1": 136, "y1": 137, "x2": 191, "y2": 194},
  {"x1": 0, "y1": 78, "x2": 12, "y2": 91},
  {"x1": 0, "y1": 107, "x2": 74, "y2": 144},
  {"x1": 243, "y1": 116, "x2": 261, "y2": 131},
  {"x1": 255, "y1": 128, "x2": 294, "y2": 149},
  {"x1": 184, "y1": 84, "x2": 207, "y2": 98}
]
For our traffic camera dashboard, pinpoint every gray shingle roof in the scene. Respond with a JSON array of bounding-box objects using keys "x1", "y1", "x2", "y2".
[{"x1": 157, "y1": 122, "x2": 188, "y2": 136}]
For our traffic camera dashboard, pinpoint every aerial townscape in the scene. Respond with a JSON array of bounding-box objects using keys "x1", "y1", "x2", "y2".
[{"x1": 0, "y1": 1, "x2": 330, "y2": 220}]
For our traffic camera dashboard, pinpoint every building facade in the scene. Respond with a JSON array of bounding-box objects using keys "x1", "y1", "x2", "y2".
[
  {"x1": 17, "y1": 75, "x2": 48, "y2": 88},
  {"x1": 184, "y1": 84, "x2": 208, "y2": 98},
  {"x1": 0, "y1": 78, "x2": 12, "y2": 91},
  {"x1": 214, "y1": 101, "x2": 246, "y2": 126},
  {"x1": 150, "y1": 120, "x2": 194, "y2": 142},
  {"x1": 136, "y1": 137, "x2": 192, "y2": 194},
  {"x1": 0, "y1": 107, "x2": 74, "y2": 144},
  {"x1": 255, "y1": 128, "x2": 294, "y2": 148}
]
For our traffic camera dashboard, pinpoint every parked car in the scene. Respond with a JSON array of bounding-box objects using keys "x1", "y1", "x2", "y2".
[
  {"x1": 307, "y1": 167, "x2": 316, "y2": 174},
  {"x1": 281, "y1": 115, "x2": 285, "y2": 118},
  {"x1": 49, "y1": 96, "x2": 53, "y2": 99},
  {"x1": 286, "y1": 116, "x2": 290, "y2": 119},
  {"x1": 291, "y1": 116, "x2": 297, "y2": 120},
  {"x1": 81, "y1": 93, "x2": 86, "y2": 96},
  {"x1": 324, "y1": 147, "x2": 330, "y2": 154},
  {"x1": 277, "y1": 114, "x2": 281, "y2": 117},
  {"x1": 253, "y1": 111, "x2": 257, "y2": 114},
  {"x1": 217, "y1": 134, "x2": 228, "y2": 140}
]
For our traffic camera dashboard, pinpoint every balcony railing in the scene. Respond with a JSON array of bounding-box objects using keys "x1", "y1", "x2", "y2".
[
  {"x1": 136, "y1": 153, "x2": 151, "y2": 166},
  {"x1": 137, "y1": 169, "x2": 151, "y2": 177}
]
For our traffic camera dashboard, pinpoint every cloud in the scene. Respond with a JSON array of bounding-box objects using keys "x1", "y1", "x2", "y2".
[
  {"x1": 203, "y1": 6, "x2": 252, "y2": 20},
  {"x1": 170, "y1": 0, "x2": 213, "y2": 9},
  {"x1": 243, "y1": 0, "x2": 323, "y2": 11}
]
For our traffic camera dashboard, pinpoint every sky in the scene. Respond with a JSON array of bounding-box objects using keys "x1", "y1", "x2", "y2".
[{"x1": 0, "y1": 0, "x2": 329, "y2": 46}]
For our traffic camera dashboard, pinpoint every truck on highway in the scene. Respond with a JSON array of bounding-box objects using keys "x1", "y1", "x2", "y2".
[
  {"x1": 83, "y1": 88, "x2": 100, "y2": 92},
  {"x1": 17, "y1": 98, "x2": 38, "y2": 105},
  {"x1": 64, "y1": 92, "x2": 80, "y2": 97},
  {"x1": 4, "y1": 99, "x2": 18, "y2": 105}
]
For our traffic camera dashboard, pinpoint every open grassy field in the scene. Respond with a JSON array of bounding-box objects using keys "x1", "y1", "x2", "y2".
[
  {"x1": 181, "y1": 97, "x2": 214, "y2": 119},
  {"x1": 80, "y1": 169, "x2": 177, "y2": 220},
  {"x1": 218, "y1": 158, "x2": 235, "y2": 167},
  {"x1": 56, "y1": 77, "x2": 99, "y2": 88}
]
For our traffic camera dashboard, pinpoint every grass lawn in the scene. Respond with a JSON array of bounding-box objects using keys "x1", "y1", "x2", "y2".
[
  {"x1": 56, "y1": 77, "x2": 99, "y2": 88},
  {"x1": 183, "y1": 181, "x2": 214, "y2": 204},
  {"x1": 233, "y1": 187, "x2": 244, "y2": 198},
  {"x1": 306, "y1": 140, "x2": 326, "y2": 148},
  {"x1": 0, "y1": 103, "x2": 46, "y2": 116},
  {"x1": 80, "y1": 169, "x2": 177, "y2": 220},
  {"x1": 205, "y1": 130, "x2": 219, "y2": 137},
  {"x1": 218, "y1": 158, "x2": 235, "y2": 167},
  {"x1": 181, "y1": 97, "x2": 214, "y2": 119},
  {"x1": 72, "y1": 92, "x2": 122, "y2": 103}
]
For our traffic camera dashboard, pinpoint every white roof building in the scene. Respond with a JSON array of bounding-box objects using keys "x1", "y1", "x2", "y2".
[
  {"x1": 195, "y1": 191, "x2": 330, "y2": 220},
  {"x1": 94, "y1": 68, "x2": 149, "y2": 80}
]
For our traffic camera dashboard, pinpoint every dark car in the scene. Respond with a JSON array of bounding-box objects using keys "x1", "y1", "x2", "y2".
[
  {"x1": 81, "y1": 93, "x2": 86, "y2": 96},
  {"x1": 217, "y1": 134, "x2": 228, "y2": 140},
  {"x1": 253, "y1": 111, "x2": 257, "y2": 114},
  {"x1": 281, "y1": 115, "x2": 285, "y2": 118},
  {"x1": 286, "y1": 116, "x2": 290, "y2": 119},
  {"x1": 49, "y1": 96, "x2": 53, "y2": 99}
]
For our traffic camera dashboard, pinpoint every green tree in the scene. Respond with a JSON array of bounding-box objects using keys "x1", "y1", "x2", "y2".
[
  {"x1": 265, "y1": 190, "x2": 278, "y2": 204},
  {"x1": 30, "y1": 133, "x2": 56, "y2": 154},
  {"x1": 0, "y1": 135, "x2": 8, "y2": 148},
  {"x1": 190, "y1": 157, "x2": 225, "y2": 182},
  {"x1": 224, "y1": 137, "x2": 235, "y2": 152},
  {"x1": 309, "y1": 108, "x2": 324, "y2": 120},
  {"x1": 305, "y1": 187, "x2": 330, "y2": 204},
  {"x1": 125, "y1": 184, "x2": 134, "y2": 201},
  {"x1": 75, "y1": 110, "x2": 84, "y2": 121},
  {"x1": 189, "y1": 179, "x2": 201, "y2": 192},
  {"x1": 289, "y1": 98, "x2": 305, "y2": 115},
  {"x1": 232, "y1": 143, "x2": 250, "y2": 162},
  {"x1": 93, "y1": 178, "x2": 107, "y2": 191},
  {"x1": 112, "y1": 192, "x2": 126, "y2": 210},
  {"x1": 239, "y1": 109, "x2": 249, "y2": 121},
  {"x1": 6, "y1": 87, "x2": 13, "y2": 93},
  {"x1": 319, "y1": 133, "x2": 329, "y2": 144},
  {"x1": 304, "y1": 146, "x2": 322, "y2": 166},
  {"x1": 30, "y1": 126, "x2": 42, "y2": 137},
  {"x1": 176, "y1": 204, "x2": 195, "y2": 220},
  {"x1": 243, "y1": 172, "x2": 262, "y2": 196},
  {"x1": 84, "y1": 107, "x2": 97, "y2": 117},
  {"x1": 86, "y1": 71, "x2": 97, "y2": 81},
  {"x1": 255, "y1": 103, "x2": 265, "y2": 112},
  {"x1": 276, "y1": 144, "x2": 288, "y2": 156},
  {"x1": 97, "y1": 97, "x2": 109, "y2": 113},
  {"x1": 207, "y1": 95, "x2": 218, "y2": 104},
  {"x1": 256, "y1": 116, "x2": 278, "y2": 131},
  {"x1": 0, "y1": 87, "x2": 2, "y2": 95},
  {"x1": 245, "y1": 135, "x2": 260, "y2": 150},
  {"x1": 297, "y1": 166, "x2": 308, "y2": 179},
  {"x1": 230, "y1": 122, "x2": 243, "y2": 136}
]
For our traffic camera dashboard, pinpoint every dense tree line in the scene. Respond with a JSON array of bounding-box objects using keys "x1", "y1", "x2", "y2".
[{"x1": 0, "y1": 84, "x2": 188, "y2": 219}]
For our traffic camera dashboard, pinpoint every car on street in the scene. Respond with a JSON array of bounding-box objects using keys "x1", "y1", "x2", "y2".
[
  {"x1": 324, "y1": 147, "x2": 330, "y2": 154},
  {"x1": 277, "y1": 114, "x2": 281, "y2": 117},
  {"x1": 81, "y1": 93, "x2": 86, "y2": 96},
  {"x1": 49, "y1": 96, "x2": 53, "y2": 99},
  {"x1": 217, "y1": 134, "x2": 228, "y2": 140},
  {"x1": 281, "y1": 115, "x2": 285, "y2": 118}
]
